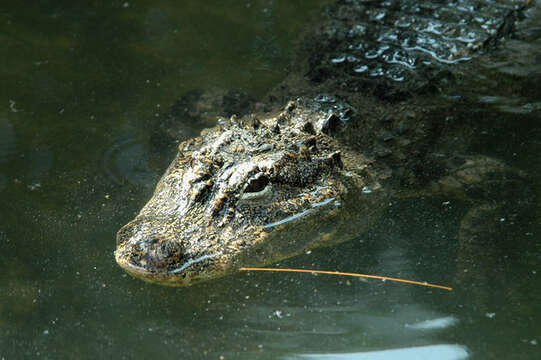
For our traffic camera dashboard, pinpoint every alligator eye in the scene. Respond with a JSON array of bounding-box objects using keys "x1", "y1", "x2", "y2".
[{"x1": 244, "y1": 173, "x2": 269, "y2": 193}]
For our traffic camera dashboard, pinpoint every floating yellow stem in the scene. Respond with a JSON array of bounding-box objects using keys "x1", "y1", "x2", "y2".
[{"x1": 240, "y1": 267, "x2": 453, "y2": 291}]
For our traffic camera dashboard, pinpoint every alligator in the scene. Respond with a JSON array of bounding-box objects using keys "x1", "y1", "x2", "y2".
[{"x1": 115, "y1": 0, "x2": 534, "y2": 286}]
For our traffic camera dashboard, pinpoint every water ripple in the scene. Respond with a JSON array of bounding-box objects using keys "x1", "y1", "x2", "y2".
[{"x1": 101, "y1": 135, "x2": 158, "y2": 187}]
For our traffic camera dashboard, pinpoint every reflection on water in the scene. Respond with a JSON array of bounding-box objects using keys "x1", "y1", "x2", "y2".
[
  {"x1": 1, "y1": 1, "x2": 540, "y2": 359},
  {"x1": 287, "y1": 345, "x2": 469, "y2": 360},
  {"x1": 404, "y1": 316, "x2": 458, "y2": 330},
  {"x1": 102, "y1": 135, "x2": 155, "y2": 186}
]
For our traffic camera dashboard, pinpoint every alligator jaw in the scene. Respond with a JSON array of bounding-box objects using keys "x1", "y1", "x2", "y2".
[{"x1": 114, "y1": 188, "x2": 349, "y2": 287}]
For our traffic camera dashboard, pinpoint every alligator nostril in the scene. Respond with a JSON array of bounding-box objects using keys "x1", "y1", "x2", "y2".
[
  {"x1": 116, "y1": 224, "x2": 186, "y2": 273},
  {"x1": 134, "y1": 235, "x2": 184, "y2": 271}
]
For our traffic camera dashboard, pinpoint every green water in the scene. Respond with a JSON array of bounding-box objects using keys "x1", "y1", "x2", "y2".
[{"x1": 1, "y1": 1, "x2": 540, "y2": 359}]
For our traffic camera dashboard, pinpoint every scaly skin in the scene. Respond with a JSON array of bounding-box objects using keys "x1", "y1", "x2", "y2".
[{"x1": 115, "y1": 0, "x2": 534, "y2": 286}]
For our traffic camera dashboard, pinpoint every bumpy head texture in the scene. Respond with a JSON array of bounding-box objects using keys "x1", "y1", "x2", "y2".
[{"x1": 115, "y1": 100, "x2": 374, "y2": 286}]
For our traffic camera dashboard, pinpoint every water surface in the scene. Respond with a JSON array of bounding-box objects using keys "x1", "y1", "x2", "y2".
[{"x1": 1, "y1": 1, "x2": 540, "y2": 359}]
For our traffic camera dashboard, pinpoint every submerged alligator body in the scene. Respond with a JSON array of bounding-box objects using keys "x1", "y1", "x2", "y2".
[{"x1": 115, "y1": 0, "x2": 533, "y2": 286}]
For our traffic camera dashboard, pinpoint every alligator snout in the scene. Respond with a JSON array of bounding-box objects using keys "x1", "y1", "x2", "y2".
[
  {"x1": 115, "y1": 220, "x2": 226, "y2": 286},
  {"x1": 131, "y1": 234, "x2": 183, "y2": 270}
]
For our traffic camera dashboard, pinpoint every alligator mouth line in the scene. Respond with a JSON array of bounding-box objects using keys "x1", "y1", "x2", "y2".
[
  {"x1": 263, "y1": 197, "x2": 337, "y2": 229},
  {"x1": 168, "y1": 252, "x2": 223, "y2": 274}
]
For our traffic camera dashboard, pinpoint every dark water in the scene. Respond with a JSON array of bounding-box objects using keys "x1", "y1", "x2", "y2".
[{"x1": 1, "y1": 1, "x2": 540, "y2": 359}]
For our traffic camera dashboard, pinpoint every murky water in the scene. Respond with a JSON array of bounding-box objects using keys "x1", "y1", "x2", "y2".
[{"x1": 1, "y1": 1, "x2": 540, "y2": 359}]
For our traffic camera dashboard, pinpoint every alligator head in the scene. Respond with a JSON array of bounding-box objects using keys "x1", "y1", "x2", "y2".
[{"x1": 115, "y1": 100, "x2": 383, "y2": 286}]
